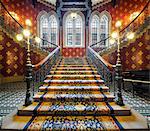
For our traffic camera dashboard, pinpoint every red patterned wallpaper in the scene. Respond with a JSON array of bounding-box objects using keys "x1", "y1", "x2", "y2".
[
  {"x1": 0, "y1": 0, "x2": 149, "y2": 81},
  {"x1": 3, "y1": 0, "x2": 55, "y2": 34},
  {"x1": 94, "y1": 0, "x2": 148, "y2": 31},
  {"x1": 102, "y1": 30, "x2": 150, "y2": 71},
  {"x1": 0, "y1": 30, "x2": 46, "y2": 78},
  {"x1": 95, "y1": 0, "x2": 150, "y2": 71},
  {"x1": 62, "y1": 48, "x2": 86, "y2": 58},
  {"x1": 0, "y1": 0, "x2": 54, "y2": 82}
]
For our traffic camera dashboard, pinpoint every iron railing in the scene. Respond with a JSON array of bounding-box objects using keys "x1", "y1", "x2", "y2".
[
  {"x1": 87, "y1": 46, "x2": 115, "y2": 91},
  {"x1": 88, "y1": 0, "x2": 150, "y2": 95},
  {"x1": 32, "y1": 46, "x2": 61, "y2": 95}
]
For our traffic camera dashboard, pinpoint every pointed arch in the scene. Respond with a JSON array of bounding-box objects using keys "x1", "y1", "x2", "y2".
[
  {"x1": 63, "y1": 11, "x2": 85, "y2": 47},
  {"x1": 99, "y1": 10, "x2": 112, "y2": 47},
  {"x1": 89, "y1": 10, "x2": 112, "y2": 47},
  {"x1": 37, "y1": 10, "x2": 59, "y2": 47}
]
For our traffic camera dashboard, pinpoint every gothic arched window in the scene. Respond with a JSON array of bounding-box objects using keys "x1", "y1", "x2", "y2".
[
  {"x1": 49, "y1": 15, "x2": 58, "y2": 45},
  {"x1": 38, "y1": 12, "x2": 58, "y2": 47},
  {"x1": 100, "y1": 15, "x2": 109, "y2": 46},
  {"x1": 40, "y1": 15, "x2": 49, "y2": 46},
  {"x1": 91, "y1": 15, "x2": 100, "y2": 44},
  {"x1": 90, "y1": 11, "x2": 111, "y2": 47},
  {"x1": 65, "y1": 13, "x2": 83, "y2": 47}
]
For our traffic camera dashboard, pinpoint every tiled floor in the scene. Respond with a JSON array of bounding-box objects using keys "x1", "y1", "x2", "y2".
[{"x1": 0, "y1": 81, "x2": 149, "y2": 128}]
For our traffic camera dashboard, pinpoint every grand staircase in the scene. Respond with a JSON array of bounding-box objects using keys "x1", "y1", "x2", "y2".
[{"x1": 2, "y1": 58, "x2": 148, "y2": 130}]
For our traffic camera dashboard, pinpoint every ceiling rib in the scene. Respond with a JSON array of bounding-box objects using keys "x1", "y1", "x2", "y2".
[{"x1": 39, "y1": 0, "x2": 108, "y2": 6}]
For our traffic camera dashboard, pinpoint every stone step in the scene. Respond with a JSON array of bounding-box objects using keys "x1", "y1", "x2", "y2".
[
  {"x1": 33, "y1": 91, "x2": 115, "y2": 102},
  {"x1": 51, "y1": 67, "x2": 96, "y2": 71},
  {"x1": 39, "y1": 85, "x2": 109, "y2": 92},
  {"x1": 18, "y1": 101, "x2": 131, "y2": 116},
  {"x1": 2, "y1": 111, "x2": 148, "y2": 130},
  {"x1": 50, "y1": 70, "x2": 99, "y2": 75},
  {"x1": 46, "y1": 74, "x2": 101, "y2": 80},
  {"x1": 57, "y1": 65, "x2": 95, "y2": 68},
  {"x1": 44, "y1": 79, "x2": 104, "y2": 86}
]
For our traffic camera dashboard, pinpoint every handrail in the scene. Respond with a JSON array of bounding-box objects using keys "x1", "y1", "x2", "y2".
[
  {"x1": 90, "y1": 0, "x2": 149, "y2": 47},
  {"x1": 123, "y1": 79, "x2": 150, "y2": 84},
  {"x1": 32, "y1": 46, "x2": 61, "y2": 96},
  {"x1": 0, "y1": 0, "x2": 23, "y2": 28},
  {"x1": 33, "y1": 46, "x2": 60, "y2": 70},
  {"x1": 87, "y1": 46, "x2": 115, "y2": 88},
  {"x1": 88, "y1": 46, "x2": 115, "y2": 71}
]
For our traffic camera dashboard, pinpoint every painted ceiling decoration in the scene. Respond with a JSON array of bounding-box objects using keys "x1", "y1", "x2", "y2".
[{"x1": 39, "y1": 0, "x2": 109, "y2": 6}]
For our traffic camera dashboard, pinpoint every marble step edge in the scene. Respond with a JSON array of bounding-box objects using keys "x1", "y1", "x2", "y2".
[
  {"x1": 51, "y1": 69, "x2": 97, "y2": 71},
  {"x1": 46, "y1": 74, "x2": 101, "y2": 78},
  {"x1": 44, "y1": 79, "x2": 104, "y2": 83},
  {"x1": 52, "y1": 67, "x2": 96, "y2": 69},
  {"x1": 55, "y1": 65, "x2": 95, "y2": 67},
  {"x1": 49, "y1": 71, "x2": 99, "y2": 75},
  {"x1": 39, "y1": 85, "x2": 109, "y2": 92},
  {"x1": 33, "y1": 93, "x2": 115, "y2": 102},
  {"x1": 17, "y1": 102, "x2": 131, "y2": 116},
  {"x1": 2, "y1": 109, "x2": 148, "y2": 130}
]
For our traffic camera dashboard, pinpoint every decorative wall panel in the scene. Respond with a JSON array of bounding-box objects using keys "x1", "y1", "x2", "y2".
[
  {"x1": 0, "y1": 30, "x2": 46, "y2": 79},
  {"x1": 95, "y1": 0, "x2": 149, "y2": 71},
  {"x1": 0, "y1": 0, "x2": 54, "y2": 83},
  {"x1": 3, "y1": 0, "x2": 55, "y2": 34},
  {"x1": 94, "y1": 0, "x2": 148, "y2": 31},
  {"x1": 102, "y1": 31, "x2": 150, "y2": 71},
  {"x1": 62, "y1": 48, "x2": 86, "y2": 58}
]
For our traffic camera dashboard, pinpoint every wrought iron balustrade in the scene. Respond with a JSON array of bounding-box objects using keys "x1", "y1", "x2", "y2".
[
  {"x1": 87, "y1": 46, "x2": 115, "y2": 91},
  {"x1": 32, "y1": 46, "x2": 61, "y2": 95}
]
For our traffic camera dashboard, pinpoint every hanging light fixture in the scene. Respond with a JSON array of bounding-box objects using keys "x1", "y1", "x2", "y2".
[{"x1": 71, "y1": 12, "x2": 77, "y2": 19}]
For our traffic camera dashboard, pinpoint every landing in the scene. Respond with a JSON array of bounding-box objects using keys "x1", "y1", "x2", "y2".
[{"x1": 61, "y1": 57, "x2": 87, "y2": 65}]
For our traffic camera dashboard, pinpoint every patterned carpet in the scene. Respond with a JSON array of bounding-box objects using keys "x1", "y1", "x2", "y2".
[
  {"x1": 0, "y1": 58, "x2": 149, "y2": 130},
  {"x1": 25, "y1": 116, "x2": 122, "y2": 130}
]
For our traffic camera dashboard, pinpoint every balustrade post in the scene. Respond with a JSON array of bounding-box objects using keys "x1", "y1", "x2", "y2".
[
  {"x1": 115, "y1": 26, "x2": 124, "y2": 106},
  {"x1": 24, "y1": 36, "x2": 32, "y2": 106}
]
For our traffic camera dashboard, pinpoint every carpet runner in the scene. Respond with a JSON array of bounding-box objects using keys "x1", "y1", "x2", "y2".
[{"x1": 2, "y1": 58, "x2": 148, "y2": 130}]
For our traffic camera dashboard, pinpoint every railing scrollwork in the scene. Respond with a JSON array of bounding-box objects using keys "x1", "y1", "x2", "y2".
[
  {"x1": 32, "y1": 46, "x2": 61, "y2": 96},
  {"x1": 87, "y1": 46, "x2": 115, "y2": 89}
]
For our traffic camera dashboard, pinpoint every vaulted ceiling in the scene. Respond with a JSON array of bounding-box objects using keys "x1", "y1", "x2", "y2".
[{"x1": 42, "y1": 0, "x2": 107, "y2": 5}]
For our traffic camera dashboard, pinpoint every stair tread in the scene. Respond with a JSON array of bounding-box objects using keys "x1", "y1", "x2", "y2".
[
  {"x1": 50, "y1": 70, "x2": 99, "y2": 75},
  {"x1": 44, "y1": 79, "x2": 104, "y2": 83},
  {"x1": 46, "y1": 75, "x2": 101, "y2": 80},
  {"x1": 18, "y1": 101, "x2": 131, "y2": 116},
  {"x1": 52, "y1": 67, "x2": 96, "y2": 70},
  {"x1": 34, "y1": 91, "x2": 114, "y2": 96},
  {"x1": 46, "y1": 74, "x2": 101, "y2": 77},
  {"x1": 58, "y1": 64, "x2": 94, "y2": 67},
  {"x1": 39, "y1": 85, "x2": 109, "y2": 91},
  {"x1": 33, "y1": 91, "x2": 115, "y2": 102},
  {"x1": 3, "y1": 111, "x2": 148, "y2": 130}
]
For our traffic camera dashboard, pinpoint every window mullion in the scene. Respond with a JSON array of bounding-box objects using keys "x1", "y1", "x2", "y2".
[
  {"x1": 73, "y1": 19, "x2": 76, "y2": 47},
  {"x1": 49, "y1": 20, "x2": 51, "y2": 47}
]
